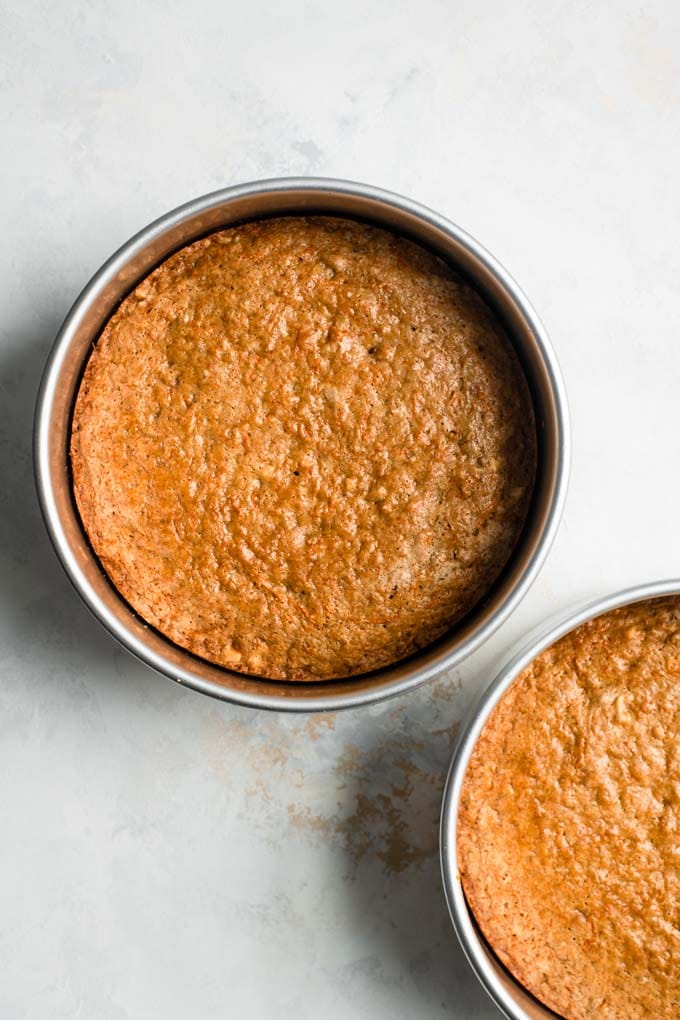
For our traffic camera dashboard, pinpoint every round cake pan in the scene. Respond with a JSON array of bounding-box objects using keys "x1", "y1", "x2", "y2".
[
  {"x1": 440, "y1": 578, "x2": 680, "y2": 1020},
  {"x1": 34, "y1": 177, "x2": 569, "y2": 712}
]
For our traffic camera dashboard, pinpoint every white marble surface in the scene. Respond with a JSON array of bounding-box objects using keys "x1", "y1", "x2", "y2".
[{"x1": 1, "y1": 1, "x2": 679, "y2": 1016}]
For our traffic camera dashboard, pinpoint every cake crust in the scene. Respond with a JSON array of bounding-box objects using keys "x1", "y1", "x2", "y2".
[
  {"x1": 458, "y1": 596, "x2": 680, "y2": 1019},
  {"x1": 71, "y1": 216, "x2": 535, "y2": 680}
]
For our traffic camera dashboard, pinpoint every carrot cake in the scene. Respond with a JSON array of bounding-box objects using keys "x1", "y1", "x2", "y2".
[
  {"x1": 70, "y1": 216, "x2": 535, "y2": 680},
  {"x1": 458, "y1": 595, "x2": 680, "y2": 1019}
]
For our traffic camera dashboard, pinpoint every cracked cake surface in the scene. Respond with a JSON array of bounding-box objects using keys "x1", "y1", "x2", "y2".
[
  {"x1": 458, "y1": 595, "x2": 680, "y2": 1020},
  {"x1": 71, "y1": 216, "x2": 535, "y2": 680}
]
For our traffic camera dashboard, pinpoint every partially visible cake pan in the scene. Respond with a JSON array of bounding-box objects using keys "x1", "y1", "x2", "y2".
[
  {"x1": 440, "y1": 578, "x2": 680, "y2": 1020},
  {"x1": 34, "y1": 177, "x2": 569, "y2": 711}
]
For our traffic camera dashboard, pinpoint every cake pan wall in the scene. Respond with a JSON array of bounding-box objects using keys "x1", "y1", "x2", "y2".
[
  {"x1": 440, "y1": 578, "x2": 680, "y2": 1020},
  {"x1": 34, "y1": 177, "x2": 570, "y2": 711}
]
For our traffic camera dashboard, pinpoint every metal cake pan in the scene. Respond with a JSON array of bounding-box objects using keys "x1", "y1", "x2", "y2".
[
  {"x1": 440, "y1": 578, "x2": 680, "y2": 1019},
  {"x1": 34, "y1": 177, "x2": 570, "y2": 711}
]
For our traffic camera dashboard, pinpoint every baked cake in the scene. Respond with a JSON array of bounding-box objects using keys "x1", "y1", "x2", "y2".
[
  {"x1": 71, "y1": 216, "x2": 536, "y2": 680},
  {"x1": 458, "y1": 595, "x2": 680, "y2": 1019}
]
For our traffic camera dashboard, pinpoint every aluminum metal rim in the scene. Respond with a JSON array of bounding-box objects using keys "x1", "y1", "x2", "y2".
[
  {"x1": 440, "y1": 578, "x2": 680, "y2": 1020},
  {"x1": 34, "y1": 177, "x2": 570, "y2": 711}
]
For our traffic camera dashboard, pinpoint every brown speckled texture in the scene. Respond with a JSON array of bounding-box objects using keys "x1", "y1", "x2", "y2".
[
  {"x1": 71, "y1": 216, "x2": 535, "y2": 680},
  {"x1": 458, "y1": 596, "x2": 680, "y2": 1020}
]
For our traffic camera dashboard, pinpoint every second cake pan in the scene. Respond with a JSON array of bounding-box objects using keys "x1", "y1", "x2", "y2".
[{"x1": 440, "y1": 577, "x2": 680, "y2": 1020}]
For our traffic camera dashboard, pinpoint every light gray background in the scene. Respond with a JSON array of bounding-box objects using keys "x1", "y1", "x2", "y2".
[{"x1": 1, "y1": 1, "x2": 679, "y2": 1017}]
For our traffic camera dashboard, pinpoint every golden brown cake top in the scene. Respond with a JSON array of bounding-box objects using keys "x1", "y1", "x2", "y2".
[
  {"x1": 458, "y1": 596, "x2": 680, "y2": 1020},
  {"x1": 71, "y1": 216, "x2": 535, "y2": 680}
]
